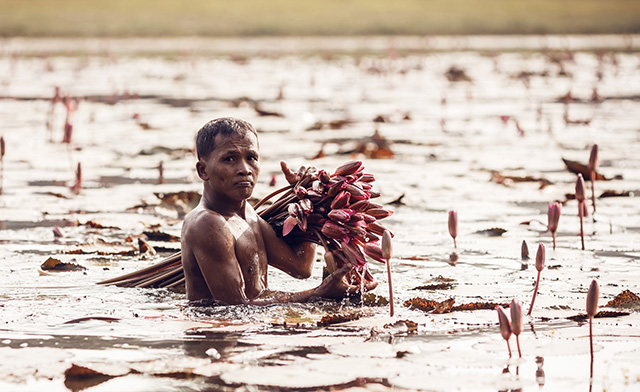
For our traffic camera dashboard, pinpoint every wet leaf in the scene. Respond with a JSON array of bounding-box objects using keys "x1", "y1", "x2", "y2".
[
  {"x1": 63, "y1": 316, "x2": 121, "y2": 324},
  {"x1": 562, "y1": 158, "x2": 609, "y2": 181},
  {"x1": 445, "y1": 66, "x2": 472, "y2": 82},
  {"x1": 83, "y1": 220, "x2": 119, "y2": 229},
  {"x1": 605, "y1": 290, "x2": 640, "y2": 309},
  {"x1": 433, "y1": 298, "x2": 456, "y2": 313},
  {"x1": 412, "y1": 283, "x2": 455, "y2": 290},
  {"x1": 600, "y1": 190, "x2": 633, "y2": 198},
  {"x1": 143, "y1": 231, "x2": 180, "y2": 242},
  {"x1": 41, "y1": 257, "x2": 86, "y2": 272},
  {"x1": 362, "y1": 293, "x2": 389, "y2": 306},
  {"x1": 490, "y1": 171, "x2": 552, "y2": 189},
  {"x1": 451, "y1": 302, "x2": 508, "y2": 311},
  {"x1": 474, "y1": 227, "x2": 507, "y2": 236},
  {"x1": 317, "y1": 311, "x2": 362, "y2": 327},
  {"x1": 67, "y1": 240, "x2": 138, "y2": 256},
  {"x1": 403, "y1": 297, "x2": 440, "y2": 312},
  {"x1": 567, "y1": 310, "x2": 630, "y2": 322},
  {"x1": 64, "y1": 363, "x2": 115, "y2": 391}
]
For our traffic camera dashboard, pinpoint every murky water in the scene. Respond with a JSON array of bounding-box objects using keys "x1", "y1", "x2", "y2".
[{"x1": 1, "y1": 36, "x2": 639, "y2": 391}]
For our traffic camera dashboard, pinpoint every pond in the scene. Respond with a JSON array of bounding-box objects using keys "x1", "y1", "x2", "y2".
[{"x1": 0, "y1": 36, "x2": 639, "y2": 391}]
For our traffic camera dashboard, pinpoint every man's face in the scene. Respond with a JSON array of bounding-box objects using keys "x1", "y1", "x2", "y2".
[{"x1": 198, "y1": 131, "x2": 260, "y2": 202}]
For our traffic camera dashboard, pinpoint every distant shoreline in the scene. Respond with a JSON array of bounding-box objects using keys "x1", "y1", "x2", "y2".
[{"x1": 2, "y1": 35, "x2": 639, "y2": 56}]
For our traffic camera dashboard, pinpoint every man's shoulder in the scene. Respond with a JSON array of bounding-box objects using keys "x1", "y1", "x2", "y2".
[{"x1": 183, "y1": 206, "x2": 228, "y2": 236}]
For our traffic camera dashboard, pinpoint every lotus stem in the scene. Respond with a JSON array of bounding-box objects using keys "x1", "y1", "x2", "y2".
[
  {"x1": 576, "y1": 175, "x2": 586, "y2": 250},
  {"x1": 588, "y1": 144, "x2": 598, "y2": 215},
  {"x1": 382, "y1": 230, "x2": 394, "y2": 317},
  {"x1": 528, "y1": 243, "x2": 545, "y2": 316}
]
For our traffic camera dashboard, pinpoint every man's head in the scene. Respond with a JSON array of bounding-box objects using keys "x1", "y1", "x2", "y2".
[{"x1": 196, "y1": 117, "x2": 258, "y2": 161}]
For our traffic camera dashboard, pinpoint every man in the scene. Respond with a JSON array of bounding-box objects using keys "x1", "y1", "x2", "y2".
[{"x1": 181, "y1": 117, "x2": 376, "y2": 305}]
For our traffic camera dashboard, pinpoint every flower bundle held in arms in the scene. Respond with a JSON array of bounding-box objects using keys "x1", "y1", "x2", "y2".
[
  {"x1": 256, "y1": 160, "x2": 393, "y2": 274},
  {"x1": 98, "y1": 160, "x2": 393, "y2": 289}
]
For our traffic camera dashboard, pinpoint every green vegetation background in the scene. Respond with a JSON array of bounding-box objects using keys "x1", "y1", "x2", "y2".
[{"x1": 1, "y1": 0, "x2": 639, "y2": 37}]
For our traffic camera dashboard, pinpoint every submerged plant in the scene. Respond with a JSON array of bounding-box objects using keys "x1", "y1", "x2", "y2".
[
  {"x1": 576, "y1": 174, "x2": 587, "y2": 250},
  {"x1": 382, "y1": 230, "x2": 394, "y2": 317},
  {"x1": 496, "y1": 306, "x2": 512, "y2": 357},
  {"x1": 510, "y1": 299, "x2": 523, "y2": 358},
  {"x1": 588, "y1": 144, "x2": 599, "y2": 214},
  {"x1": 587, "y1": 279, "x2": 599, "y2": 377},
  {"x1": 521, "y1": 240, "x2": 529, "y2": 261},
  {"x1": 548, "y1": 202, "x2": 561, "y2": 250},
  {"x1": 528, "y1": 243, "x2": 545, "y2": 316},
  {"x1": 448, "y1": 210, "x2": 457, "y2": 248}
]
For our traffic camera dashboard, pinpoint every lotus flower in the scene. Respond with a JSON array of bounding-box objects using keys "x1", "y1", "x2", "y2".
[
  {"x1": 576, "y1": 174, "x2": 587, "y2": 250},
  {"x1": 588, "y1": 144, "x2": 599, "y2": 213},
  {"x1": 528, "y1": 243, "x2": 545, "y2": 316},
  {"x1": 448, "y1": 210, "x2": 457, "y2": 248},
  {"x1": 510, "y1": 299, "x2": 523, "y2": 357},
  {"x1": 548, "y1": 202, "x2": 561, "y2": 250},
  {"x1": 496, "y1": 306, "x2": 512, "y2": 357}
]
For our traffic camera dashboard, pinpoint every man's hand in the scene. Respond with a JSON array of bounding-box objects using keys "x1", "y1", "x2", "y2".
[
  {"x1": 280, "y1": 161, "x2": 300, "y2": 185},
  {"x1": 313, "y1": 264, "x2": 377, "y2": 300}
]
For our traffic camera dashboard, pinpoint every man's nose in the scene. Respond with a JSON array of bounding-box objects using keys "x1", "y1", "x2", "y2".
[{"x1": 237, "y1": 160, "x2": 253, "y2": 175}]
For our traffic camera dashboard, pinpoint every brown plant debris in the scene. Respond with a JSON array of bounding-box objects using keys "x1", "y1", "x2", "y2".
[
  {"x1": 362, "y1": 293, "x2": 389, "y2": 306},
  {"x1": 404, "y1": 297, "x2": 507, "y2": 313},
  {"x1": 155, "y1": 191, "x2": 201, "y2": 216},
  {"x1": 567, "y1": 310, "x2": 630, "y2": 322},
  {"x1": 64, "y1": 363, "x2": 115, "y2": 392},
  {"x1": 143, "y1": 231, "x2": 181, "y2": 242},
  {"x1": 491, "y1": 171, "x2": 552, "y2": 189},
  {"x1": 384, "y1": 319, "x2": 418, "y2": 333},
  {"x1": 404, "y1": 297, "x2": 440, "y2": 312},
  {"x1": 561, "y1": 159, "x2": 608, "y2": 181},
  {"x1": 474, "y1": 228, "x2": 507, "y2": 237},
  {"x1": 339, "y1": 130, "x2": 394, "y2": 159},
  {"x1": 445, "y1": 66, "x2": 472, "y2": 82},
  {"x1": 412, "y1": 283, "x2": 455, "y2": 291},
  {"x1": 41, "y1": 257, "x2": 86, "y2": 272},
  {"x1": 317, "y1": 311, "x2": 362, "y2": 327},
  {"x1": 605, "y1": 290, "x2": 640, "y2": 308},
  {"x1": 83, "y1": 220, "x2": 120, "y2": 229},
  {"x1": 600, "y1": 190, "x2": 633, "y2": 198}
]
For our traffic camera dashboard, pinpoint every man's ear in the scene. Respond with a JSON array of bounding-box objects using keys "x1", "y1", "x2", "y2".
[{"x1": 196, "y1": 160, "x2": 209, "y2": 181}]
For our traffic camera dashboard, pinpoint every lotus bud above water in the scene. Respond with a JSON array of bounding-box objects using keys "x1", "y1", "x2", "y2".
[
  {"x1": 588, "y1": 144, "x2": 599, "y2": 213},
  {"x1": 587, "y1": 279, "x2": 599, "y2": 375},
  {"x1": 521, "y1": 240, "x2": 529, "y2": 260},
  {"x1": 535, "y1": 243, "x2": 545, "y2": 272},
  {"x1": 576, "y1": 174, "x2": 587, "y2": 250},
  {"x1": 528, "y1": 243, "x2": 545, "y2": 316},
  {"x1": 510, "y1": 299, "x2": 524, "y2": 357},
  {"x1": 382, "y1": 229, "x2": 394, "y2": 317},
  {"x1": 71, "y1": 162, "x2": 82, "y2": 194},
  {"x1": 0, "y1": 135, "x2": 4, "y2": 160},
  {"x1": 496, "y1": 306, "x2": 512, "y2": 357},
  {"x1": 586, "y1": 279, "x2": 599, "y2": 319},
  {"x1": 548, "y1": 202, "x2": 561, "y2": 250},
  {"x1": 448, "y1": 210, "x2": 458, "y2": 248}
]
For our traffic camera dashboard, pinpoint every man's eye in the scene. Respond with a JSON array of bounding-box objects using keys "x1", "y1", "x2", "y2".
[
  {"x1": 249, "y1": 156, "x2": 258, "y2": 161},
  {"x1": 224, "y1": 157, "x2": 235, "y2": 162}
]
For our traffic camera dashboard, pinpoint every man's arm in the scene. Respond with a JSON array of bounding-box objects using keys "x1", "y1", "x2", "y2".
[{"x1": 259, "y1": 217, "x2": 316, "y2": 278}]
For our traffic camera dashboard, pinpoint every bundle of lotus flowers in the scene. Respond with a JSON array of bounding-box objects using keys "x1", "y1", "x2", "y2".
[{"x1": 98, "y1": 160, "x2": 393, "y2": 289}]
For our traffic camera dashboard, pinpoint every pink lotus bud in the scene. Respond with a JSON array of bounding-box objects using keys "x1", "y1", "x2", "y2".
[
  {"x1": 496, "y1": 306, "x2": 512, "y2": 341},
  {"x1": 298, "y1": 199, "x2": 313, "y2": 214},
  {"x1": 367, "y1": 208, "x2": 393, "y2": 219},
  {"x1": 369, "y1": 190, "x2": 381, "y2": 198},
  {"x1": 343, "y1": 241, "x2": 367, "y2": 266},
  {"x1": 327, "y1": 179, "x2": 345, "y2": 197},
  {"x1": 330, "y1": 190, "x2": 350, "y2": 209},
  {"x1": 345, "y1": 183, "x2": 367, "y2": 200},
  {"x1": 588, "y1": 144, "x2": 599, "y2": 177},
  {"x1": 0, "y1": 135, "x2": 4, "y2": 159},
  {"x1": 510, "y1": 299, "x2": 523, "y2": 336},
  {"x1": 282, "y1": 215, "x2": 298, "y2": 236},
  {"x1": 288, "y1": 203, "x2": 301, "y2": 217},
  {"x1": 311, "y1": 180, "x2": 324, "y2": 194},
  {"x1": 363, "y1": 242, "x2": 385, "y2": 263},
  {"x1": 349, "y1": 200, "x2": 370, "y2": 212},
  {"x1": 328, "y1": 208, "x2": 355, "y2": 223},
  {"x1": 448, "y1": 210, "x2": 457, "y2": 240},
  {"x1": 382, "y1": 230, "x2": 393, "y2": 260},
  {"x1": 359, "y1": 173, "x2": 375, "y2": 182},
  {"x1": 52, "y1": 226, "x2": 65, "y2": 238},
  {"x1": 521, "y1": 240, "x2": 529, "y2": 260},
  {"x1": 321, "y1": 220, "x2": 349, "y2": 239},
  {"x1": 548, "y1": 202, "x2": 561, "y2": 233},
  {"x1": 366, "y1": 221, "x2": 390, "y2": 236},
  {"x1": 318, "y1": 170, "x2": 331, "y2": 184},
  {"x1": 158, "y1": 161, "x2": 164, "y2": 185},
  {"x1": 333, "y1": 160, "x2": 364, "y2": 177},
  {"x1": 575, "y1": 174, "x2": 586, "y2": 202},
  {"x1": 586, "y1": 279, "x2": 599, "y2": 318},
  {"x1": 535, "y1": 243, "x2": 545, "y2": 272}
]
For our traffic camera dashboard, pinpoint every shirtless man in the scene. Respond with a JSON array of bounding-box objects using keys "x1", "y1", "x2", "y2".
[{"x1": 181, "y1": 117, "x2": 375, "y2": 305}]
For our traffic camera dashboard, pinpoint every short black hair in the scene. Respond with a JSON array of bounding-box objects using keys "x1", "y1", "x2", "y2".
[{"x1": 195, "y1": 117, "x2": 258, "y2": 160}]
